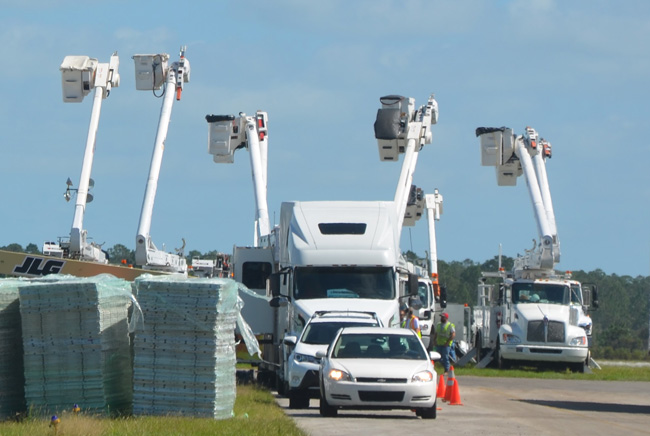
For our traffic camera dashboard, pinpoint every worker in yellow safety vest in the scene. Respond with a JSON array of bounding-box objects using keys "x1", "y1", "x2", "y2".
[
  {"x1": 401, "y1": 307, "x2": 421, "y2": 337},
  {"x1": 433, "y1": 312, "x2": 455, "y2": 373}
]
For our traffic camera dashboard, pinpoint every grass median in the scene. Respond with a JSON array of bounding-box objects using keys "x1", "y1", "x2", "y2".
[
  {"x1": 447, "y1": 361, "x2": 650, "y2": 381},
  {"x1": 0, "y1": 384, "x2": 307, "y2": 436}
]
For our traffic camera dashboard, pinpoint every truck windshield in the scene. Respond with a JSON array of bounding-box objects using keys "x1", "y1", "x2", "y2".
[
  {"x1": 294, "y1": 266, "x2": 395, "y2": 300},
  {"x1": 418, "y1": 281, "x2": 431, "y2": 307},
  {"x1": 570, "y1": 284, "x2": 583, "y2": 305},
  {"x1": 512, "y1": 282, "x2": 569, "y2": 305}
]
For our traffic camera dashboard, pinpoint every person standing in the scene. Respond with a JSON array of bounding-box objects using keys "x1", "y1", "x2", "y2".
[
  {"x1": 433, "y1": 312, "x2": 455, "y2": 373},
  {"x1": 402, "y1": 307, "x2": 421, "y2": 338}
]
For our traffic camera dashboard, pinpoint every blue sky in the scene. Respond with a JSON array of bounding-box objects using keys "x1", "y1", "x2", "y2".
[{"x1": 1, "y1": 0, "x2": 648, "y2": 277}]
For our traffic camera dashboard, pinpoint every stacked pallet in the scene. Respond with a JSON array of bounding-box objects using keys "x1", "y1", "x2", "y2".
[
  {"x1": 0, "y1": 279, "x2": 26, "y2": 419},
  {"x1": 18, "y1": 275, "x2": 133, "y2": 416},
  {"x1": 132, "y1": 276, "x2": 239, "y2": 419}
]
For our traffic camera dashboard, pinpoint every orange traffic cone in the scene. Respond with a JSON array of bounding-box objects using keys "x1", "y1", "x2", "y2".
[
  {"x1": 443, "y1": 366, "x2": 456, "y2": 403},
  {"x1": 447, "y1": 377, "x2": 463, "y2": 406},
  {"x1": 436, "y1": 373, "x2": 446, "y2": 399}
]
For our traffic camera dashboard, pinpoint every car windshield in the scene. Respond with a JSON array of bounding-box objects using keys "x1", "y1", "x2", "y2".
[
  {"x1": 512, "y1": 283, "x2": 569, "y2": 305},
  {"x1": 332, "y1": 333, "x2": 427, "y2": 360},
  {"x1": 294, "y1": 266, "x2": 395, "y2": 300},
  {"x1": 301, "y1": 321, "x2": 379, "y2": 345}
]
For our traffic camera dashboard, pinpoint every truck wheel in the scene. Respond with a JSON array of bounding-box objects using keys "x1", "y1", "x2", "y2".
[
  {"x1": 570, "y1": 362, "x2": 585, "y2": 373},
  {"x1": 475, "y1": 334, "x2": 482, "y2": 364},
  {"x1": 289, "y1": 390, "x2": 311, "y2": 409},
  {"x1": 496, "y1": 339, "x2": 510, "y2": 369},
  {"x1": 419, "y1": 398, "x2": 437, "y2": 419},
  {"x1": 319, "y1": 392, "x2": 338, "y2": 417}
]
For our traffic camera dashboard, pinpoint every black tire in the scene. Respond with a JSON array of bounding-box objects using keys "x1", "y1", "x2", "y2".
[
  {"x1": 496, "y1": 339, "x2": 510, "y2": 370},
  {"x1": 289, "y1": 390, "x2": 311, "y2": 409},
  {"x1": 475, "y1": 333, "x2": 483, "y2": 364},
  {"x1": 276, "y1": 376, "x2": 288, "y2": 397},
  {"x1": 319, "y1": 392, "x2": 338, "y2": 417},
  {"x1": 419, "y1": 398, "x2": 437, "y2": 419},
  {"x1": 570, "y1": 361, "x2": 585, "y2": 373}
]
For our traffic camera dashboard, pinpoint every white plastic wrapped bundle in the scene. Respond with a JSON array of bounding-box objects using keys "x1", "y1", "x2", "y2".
[
  {"x1": 132, "y1": 275, "x2": 240, "y2": 419},
  {"x1": 0, "y1": 279, "x2": 27, "y2": 419},
  {"x1": 18, "y1": 275, "x2": 133, "y2": 416}
]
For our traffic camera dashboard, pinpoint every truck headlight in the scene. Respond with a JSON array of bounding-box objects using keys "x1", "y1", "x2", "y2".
[
  {"x1": 502, "y1": 333, "x2": 521, "y2": 344},
  {"x1": 570, "y1": 336, "x2": 587, "y2": 346}
]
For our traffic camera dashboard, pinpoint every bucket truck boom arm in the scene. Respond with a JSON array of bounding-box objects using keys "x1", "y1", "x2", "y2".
[
  {"x1": 134, "y1": 47, "x2": 190, "y2": 273},
  {"x1": 374, "y1": 94, "x2": 439, "y2": 239},
  {"x1": 476, "y1": 126, "x2": 559, "y2": 274},
  {"x1": 425, "y1": 189, "x2": 443, "y2": 295},
  {"x1": 205, "y1": 110, "x2": 270, "y2": 246},
  {"x1": 54, "y1": 52, "x2": 121, "y2": 263}
]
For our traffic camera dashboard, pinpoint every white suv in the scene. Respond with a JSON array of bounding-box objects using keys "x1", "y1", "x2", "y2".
[{"x1": 283, "y1": 311, "x2": 382, "y2": 408}]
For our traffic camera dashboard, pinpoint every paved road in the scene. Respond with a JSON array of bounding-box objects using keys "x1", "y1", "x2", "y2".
[{"x1": 275, "y1": 376, "x2": 650, "y2": 436}]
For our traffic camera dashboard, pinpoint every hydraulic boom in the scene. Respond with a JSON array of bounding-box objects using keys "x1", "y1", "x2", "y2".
[
  {"x1": 133, "y1": 47, "x2": 190, "y2": 273},
  {"x1": 52, "y1": 52, "x2": 120, "y2": 263}
]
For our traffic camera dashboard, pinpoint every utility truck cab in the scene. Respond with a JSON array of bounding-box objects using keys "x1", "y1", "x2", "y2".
[
  {"x1": 265, "y1": 200, "x2": 418, "y2": 392},
  {"x1": 493, "y1": 275, "x2": 596, "y2": 371}
]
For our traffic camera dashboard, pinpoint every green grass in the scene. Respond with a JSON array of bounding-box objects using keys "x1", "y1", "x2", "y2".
[
  {"x1": 442, "y1": 362, "x2": 650, "y2": 381},
  {"x1": 2, "y1": 364, "x2": 647, "y2": 435},
  {"x1": 0, "y1": 385, "x2": 307, "y2": 436}
]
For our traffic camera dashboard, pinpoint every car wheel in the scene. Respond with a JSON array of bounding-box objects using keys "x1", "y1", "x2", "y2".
[
  {"x1": 319, "y1": 392, "x2": 338, "y2": 417},
  {"x1": 289, "y1": 390, "x2": 311, "y2": 409},
  {"x1": 276, "y1": 376, "x2": 288, "y2": 397},
  {"x1": 419, "y1": 398, "x2": 437, "y2": 419}
]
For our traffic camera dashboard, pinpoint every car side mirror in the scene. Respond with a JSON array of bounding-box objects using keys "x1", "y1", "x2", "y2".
[
  {"x1": 283, "y1": 335, "x2": 297, "y2": 346},
  {"x1": 315, "y1": 350, "x2": 327, "y2": 359},
  {"x1": 429, "y1": 351, "x2": 441, "y2": 361}
]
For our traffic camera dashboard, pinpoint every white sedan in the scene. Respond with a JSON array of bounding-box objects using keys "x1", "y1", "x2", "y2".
[{"x1": 316, "y1": 327, "x2": 440, "y2": 419}]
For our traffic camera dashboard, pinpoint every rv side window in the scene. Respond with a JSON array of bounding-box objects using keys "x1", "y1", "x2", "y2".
[{"x1": 242, "y1": 261, "x2": 273, "y2": 289}]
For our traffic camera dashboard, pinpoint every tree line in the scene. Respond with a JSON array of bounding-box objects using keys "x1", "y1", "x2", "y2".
[{"x1": 3, "y1": 243, "x2": 649, "y2": 360}]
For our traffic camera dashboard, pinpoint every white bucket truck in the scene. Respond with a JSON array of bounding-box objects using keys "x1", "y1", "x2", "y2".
[{"x1": 471, "y1": 126, "x2": 599, "y2": 372}]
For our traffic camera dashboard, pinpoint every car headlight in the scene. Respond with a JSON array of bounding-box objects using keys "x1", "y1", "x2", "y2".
[
  {"x1": 501, "y1": 333, "x2": 521, "y2": 344},
  {"x1": 412, "y1": 370, "x2": 434, "y2": 383},
  {"x1": 294, "y1": 353, "x2": 320, "y2": 364},
  {"x1": 328, "y1": 369, "x2": 351, "y2": 382},
  {"x1": 570, "y1": 336, "x2": 587, "y2": 346}
]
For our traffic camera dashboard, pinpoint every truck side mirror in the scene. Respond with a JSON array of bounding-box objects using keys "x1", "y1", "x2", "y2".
[
  {"x1": 269, "y1": 296, "x2": 288, "y2": 308},
  {"x1": 268, "y1": 272, "x2": 281, "y2": 297},
  {"x1": 591, "y1": 286, "x2": 599, "y2": 309},
  {"x1": 408, "y1": 273, "x2": 418, "y2": 296},
  {"x1": 439, "y1": 285, "x2": 447, "y2": 309}
]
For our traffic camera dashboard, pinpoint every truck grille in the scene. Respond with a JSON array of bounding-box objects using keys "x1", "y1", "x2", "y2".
[
  {"x1": 527, "y1": 321, "x2": 565, "y2": 343},
  {"x1": 359, "y1": 391, "x2": 405, "y2": 402}
]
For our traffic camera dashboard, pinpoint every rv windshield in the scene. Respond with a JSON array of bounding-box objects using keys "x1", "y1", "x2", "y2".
[
  {"x1": 294, "y1": 266, "x2": 395, "y2": 300},
  {"x1": 512, "y1": 282, "x2": 569, "y2": 305}
]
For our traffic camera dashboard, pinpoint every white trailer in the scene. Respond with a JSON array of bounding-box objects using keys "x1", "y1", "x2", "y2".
[{"x1": 470, "y1": 126, "x2": 599, "y2": 372}]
